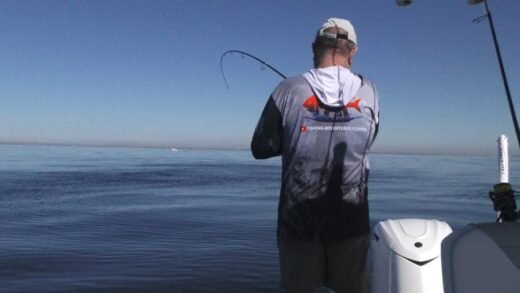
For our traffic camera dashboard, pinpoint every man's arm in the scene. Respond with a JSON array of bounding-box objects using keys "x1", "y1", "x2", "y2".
[{"x1": 251, "y1": 96, "x2": 283, "y2": 159}]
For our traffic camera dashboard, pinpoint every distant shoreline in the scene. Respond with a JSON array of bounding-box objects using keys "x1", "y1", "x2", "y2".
[
  {"x1": 0, "y1": 141, "x2": 498, "y2": 157},
  {"x1": 0, "y1": 141, "x2": 249, "y2": 152}
]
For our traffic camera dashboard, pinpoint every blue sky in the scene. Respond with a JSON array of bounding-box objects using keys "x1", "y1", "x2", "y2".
[{"x1": 1, "y1": 0, "x2": 519, "y2": 155}]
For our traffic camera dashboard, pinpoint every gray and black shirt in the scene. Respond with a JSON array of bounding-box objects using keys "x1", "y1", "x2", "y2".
[{"x1": 251, "y1": 66, "x2": 379, "y2": 242}]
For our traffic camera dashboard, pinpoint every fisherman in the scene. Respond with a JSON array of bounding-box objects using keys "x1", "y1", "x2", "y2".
[{"x1": 251, "y1": 17, "x2": 379, "y2": 293}]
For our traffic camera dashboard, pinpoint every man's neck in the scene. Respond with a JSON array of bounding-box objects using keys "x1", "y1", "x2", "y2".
[{"x1": 318, "y1": 55, "x2": 350, "y2": 68}]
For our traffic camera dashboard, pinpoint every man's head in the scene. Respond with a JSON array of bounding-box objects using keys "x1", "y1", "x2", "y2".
[{"x1": 312, "y1": 18, "x2": 357, "y2": 68}]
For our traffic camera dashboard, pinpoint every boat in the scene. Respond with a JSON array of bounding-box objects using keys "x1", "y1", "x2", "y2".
[
  {"x1": 370, "y1": 135, "x2": 520, "y2": 293},
  {"x1": 361, "y1": 2, "x2": 520, "y2": 291}
]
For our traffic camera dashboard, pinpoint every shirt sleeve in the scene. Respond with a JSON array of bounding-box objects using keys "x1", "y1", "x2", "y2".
[
  {"x1": 250, "y1": 96, "x2": 283, "y2": 159},
  {"x1": 372, "y1": 82, "x2": 380, "y2": 143}
]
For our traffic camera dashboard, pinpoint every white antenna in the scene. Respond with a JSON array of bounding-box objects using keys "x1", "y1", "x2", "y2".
[{"x1": 498, "y1": 134, "x2": 509, "y2": 183}]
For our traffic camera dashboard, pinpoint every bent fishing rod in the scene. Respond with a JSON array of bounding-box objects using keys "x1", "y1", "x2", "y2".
[
  {"x1": 220, "y1": 50, "x2": 286, "y2": 89},
  {"x1": 221, "y1": 39, "x2": 520, "y2": 151}
]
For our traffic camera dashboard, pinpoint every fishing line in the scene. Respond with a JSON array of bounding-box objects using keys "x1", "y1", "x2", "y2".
[{"x1": 220, "y1": 50, "x2": 286, "y2": 89}]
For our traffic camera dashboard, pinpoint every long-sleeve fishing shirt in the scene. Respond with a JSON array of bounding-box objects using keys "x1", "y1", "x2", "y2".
[{"x1": 251, "y1": 66, "x2": 379, "y2": 242}]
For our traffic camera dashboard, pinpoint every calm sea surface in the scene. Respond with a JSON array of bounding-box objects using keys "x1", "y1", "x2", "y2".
[{"x1": 0, "y1": 144, "x2": 512, "y2": 292}]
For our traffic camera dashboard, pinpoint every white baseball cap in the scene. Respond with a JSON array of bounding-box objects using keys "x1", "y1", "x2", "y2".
[{"x1": 318, "y1": 17, "x2": 357, "y2": 45}]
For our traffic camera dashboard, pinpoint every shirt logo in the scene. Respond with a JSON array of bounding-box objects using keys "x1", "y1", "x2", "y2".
[{"x1": 302, "y1": 95, "x2": 362, "y2": 123}]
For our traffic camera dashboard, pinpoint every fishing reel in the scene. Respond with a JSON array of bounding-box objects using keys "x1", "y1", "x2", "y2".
[{"x1": 489, "y1": 183, "x2": 519, "y2": 222}]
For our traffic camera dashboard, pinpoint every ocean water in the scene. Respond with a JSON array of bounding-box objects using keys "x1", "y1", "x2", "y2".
[{"x1": 0, "y1": 144, "x2": 511, "y2": 292}]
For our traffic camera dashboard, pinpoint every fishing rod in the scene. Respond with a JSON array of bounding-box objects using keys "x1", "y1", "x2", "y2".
[
  {"x1": 473, "y1": 0, "x2": 520, "y2": 151},
  {"x1": 220, "y1": 50, "x2": 286, "y2": 89},
  {"x1": 399, "y1": 0, "x2": 519, "y2": 150}
]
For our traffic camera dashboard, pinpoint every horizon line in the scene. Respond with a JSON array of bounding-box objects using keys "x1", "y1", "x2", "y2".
[{"x1": 0, "y1": 140, "x2": 500, "y2": 157}]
